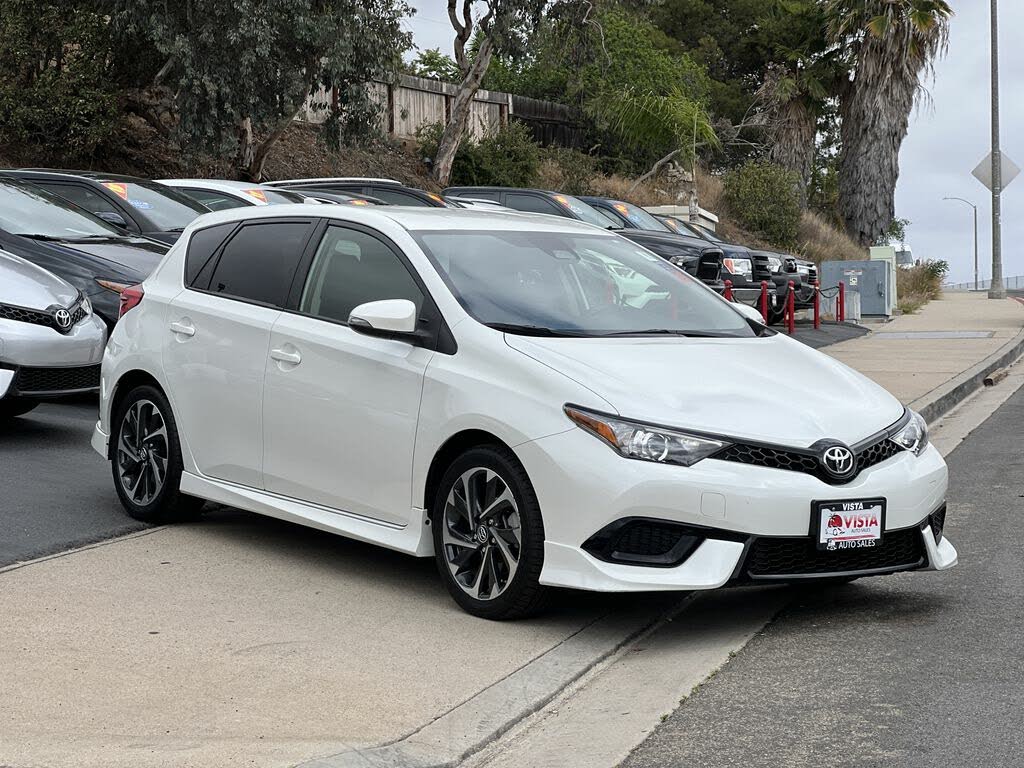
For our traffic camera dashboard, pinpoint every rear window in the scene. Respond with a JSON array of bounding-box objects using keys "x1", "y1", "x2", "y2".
[
  {"x1": 205, "y1": 221, "x2": 313, "y2": 306},
  {"x1": 185, "y1": 223, "x2": 236, "y2": 286}
]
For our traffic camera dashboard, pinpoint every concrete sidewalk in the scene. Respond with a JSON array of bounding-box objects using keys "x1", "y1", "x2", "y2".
[{"x1": 1, "y1": 292, "x2": 1022, "y2": 768}]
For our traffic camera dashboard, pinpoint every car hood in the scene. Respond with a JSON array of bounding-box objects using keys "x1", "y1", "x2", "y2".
[
  {"x1": 622, "y1": 230, "x2": 717, "y2": 252},
  {"x1": 55, "y1": 238, "x2": 167, "y2": 272},
  {"x1": 0, "y1": 249, "x2": 78, "y2": 308},
  {"x1": 505, "y1": 333, "x2": 904, "y2": 447}
]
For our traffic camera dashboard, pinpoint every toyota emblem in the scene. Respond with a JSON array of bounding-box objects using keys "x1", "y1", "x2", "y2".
[
  {"x1": 821, "y1": 444, "x2": 855, "y2": 479},
  {"x1": 54, "y1": 308, "x2": 73, "y2": 331}
]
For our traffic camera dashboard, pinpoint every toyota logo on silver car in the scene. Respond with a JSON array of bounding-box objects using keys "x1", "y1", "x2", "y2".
[
  {"x1": 822, "y1": 445, "x2": 856, "y2": 478},
  {"x1": 53, "y1": 308, "x2": 73, "y2": 331}
]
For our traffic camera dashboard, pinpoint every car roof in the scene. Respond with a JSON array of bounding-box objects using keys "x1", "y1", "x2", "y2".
[
  {"x1": 159, "y1": 179, "x2": 286, "y2": 192},
  {"x1": 444, "y1": 186, "x2": 563, "y2": 196},
  {"x1": 186, "y1": 204, "x2": 615, "y2": 235},
  {"x1": 263, "y1": 177, "x2": 403, "y2": 187},
  {"x1": 14, "y1": 169, "x2": 151, "y2": 183}
]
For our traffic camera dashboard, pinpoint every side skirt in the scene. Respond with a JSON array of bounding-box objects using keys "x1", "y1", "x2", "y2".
[{"x1": 179, "y1": 472, "x2": 433, "y2": 557}]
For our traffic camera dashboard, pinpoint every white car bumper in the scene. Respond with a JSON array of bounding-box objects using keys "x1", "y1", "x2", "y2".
[{"x1": 518, "y1": 427, "x2": 953, "y2": 592}]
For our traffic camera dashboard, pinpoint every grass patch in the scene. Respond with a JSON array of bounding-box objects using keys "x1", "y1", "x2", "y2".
[{"x1": 897, "y1": 262, "x2": 949, "y2": 314}]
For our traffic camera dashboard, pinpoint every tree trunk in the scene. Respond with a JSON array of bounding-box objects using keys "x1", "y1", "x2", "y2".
[
  {"x1": 432, "y1": 37, "x2": 494, "y2": 187},
  {"x1": 768, "y1": 98, "x2": 817, "y2": 209},
  {"x1": 235, "y1": 116, "x2": 255, "y2": 181},
  {"x1": 837, "y1": 41, "x2": 918, "y2": 246}
]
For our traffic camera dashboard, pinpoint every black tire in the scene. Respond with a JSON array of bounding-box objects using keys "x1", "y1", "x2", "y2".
[
  {"x1": 432, "y1": 444, "x2": 548, "y2": 620},
  {"x1": 0, "y1": 398, "x2": 39, "y2": 421},
  {"x1": 110, "y1": 384, "x2": 203, "y2": 523}
]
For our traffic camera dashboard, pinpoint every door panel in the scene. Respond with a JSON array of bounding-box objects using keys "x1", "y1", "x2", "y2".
[
  {"x1": 162, "y1": 290, "x2": 279, "y2": 487},
  {"x1": 262, "y1": 315, "x2": 431, "y2": 525}
]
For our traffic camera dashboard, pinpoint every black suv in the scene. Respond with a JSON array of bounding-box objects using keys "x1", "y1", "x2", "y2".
[
  {"x1": 2, "y1": 170, "x2": 209, "y2": 244},
  {"x1": 266, "y1": 177, "x2": 449, "y2": 208},
  {"x1": 445, "y1": 187, "x2": 724, "y2": 287}
]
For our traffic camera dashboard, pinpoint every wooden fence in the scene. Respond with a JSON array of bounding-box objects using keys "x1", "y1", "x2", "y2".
[{"x1": 301, "y1": 73, "x2": 582, "y2": 147}]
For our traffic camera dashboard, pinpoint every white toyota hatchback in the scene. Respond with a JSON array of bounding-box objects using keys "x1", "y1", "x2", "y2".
[{"x1": 92, "y1": 206, "x2": 956, "y2": 619}]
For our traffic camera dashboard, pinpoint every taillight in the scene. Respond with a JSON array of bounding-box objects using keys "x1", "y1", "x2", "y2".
[{"x1": 118, "y1": 285, "x2": 144, "y2": 318}]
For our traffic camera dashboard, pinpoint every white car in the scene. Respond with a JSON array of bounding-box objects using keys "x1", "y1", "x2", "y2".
[
  {"x1": 1, "y1": 249, "x2": 107, "y2": 420},
  {"x1": 158, "y1": 179, "x2": 318, "y2": 211},
  {"x1": 91, "y1": 206, "x2": 956, "y2": 619}
]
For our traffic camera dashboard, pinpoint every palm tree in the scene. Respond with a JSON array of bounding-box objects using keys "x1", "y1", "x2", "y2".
[{"x1": 827, "y1": 0, "x2": 952, "y2": 246}]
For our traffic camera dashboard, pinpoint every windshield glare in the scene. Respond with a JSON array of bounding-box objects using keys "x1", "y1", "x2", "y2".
[
  {"x1": 101, "y1": 181, "x2": 208, "y2": 230},
  {"x1": 0, "y1": 181, "x2": 124, "y2": 239},
  {"x1": 552, "y1": 195, "x2": 617, "y2": 229},
  {"x1": 611, "y1": 201, "x2": 671, "y2": 232},
  {"x1": 414, "y1": 230, "x2": 753, "y2": 337}
]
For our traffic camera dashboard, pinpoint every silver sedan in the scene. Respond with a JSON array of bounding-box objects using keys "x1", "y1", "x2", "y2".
[{"x1": 0, "y1": 249, "x2": 107, "y2": 421}]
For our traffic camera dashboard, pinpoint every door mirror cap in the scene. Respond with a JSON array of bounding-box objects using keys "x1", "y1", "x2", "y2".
[
  {"x1": 95, "y1": 211, "x2": 129, "y2": 229},
  {"x1": 733, "y1": 301, "x2": 766, "y2": 324},
  {"x1": 349, "y1": 299, "x2": 418, "y2": 337}
]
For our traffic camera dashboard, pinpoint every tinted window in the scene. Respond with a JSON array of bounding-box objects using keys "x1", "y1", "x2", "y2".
[
  {"x1": 207, "y1": 221, "x2": 313, "y2": 306},
  {"x1": 299, "y1": 226, "x2": 423, "y2": 323},
  {"x1": 366, "y1": 187, "x2": 430, "y2": 206},
  {"x1": 453, "y1": 190, "x2": 499, "y2": 201},
  {"x1": 36, "y1": 182, "x2": 125, "y2": 219},
  {"x1": 505, "y1": 193, "x2": 561, "y2": 215},
  {"x1": 181, "y1": 188, "x2": 250, "y2": 211},
  {"x1": 185, "y1": 223, "x2": 237, "y2": 285}
]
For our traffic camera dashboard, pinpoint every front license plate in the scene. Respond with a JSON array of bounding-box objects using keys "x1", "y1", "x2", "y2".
[{"x1": 814, "y1": 499, "x2": 885, "y2": 551}]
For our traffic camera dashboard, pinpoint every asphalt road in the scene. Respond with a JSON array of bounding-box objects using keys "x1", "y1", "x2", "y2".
[
  {"x1": 0, "y1": 398, "x2": 147, "y2": 567},
  {"x1": 623, "y1": 385, "x2": 1024, "y2": 768}
]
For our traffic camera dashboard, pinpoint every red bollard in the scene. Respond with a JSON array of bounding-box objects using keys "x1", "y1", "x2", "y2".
[
  {"x1": 723, "y1": 279, "x2": 734, "y2": 302},
  {"x1": 786, "y1": 280, "x2": 796, "y2": 334},
  {"x1": 813, "y1": 279, "x2": 821, "y2": 329},
  {"x1": 760, "y1": 280, "x2": 769, "y2": 323},
  {"x1": 838, "y1": 281, "x2": 846, "y2": 323}
]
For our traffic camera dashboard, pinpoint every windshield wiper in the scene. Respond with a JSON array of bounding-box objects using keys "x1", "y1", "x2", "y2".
[
  {"x1": 486, "y1": 323, "x2": 590, "y2": 337},
  {"x1": 597, "y1": 329, "x2": 735, "y2": 338},
  {"x1": 13, "y1": 233, "x2": 64, "y2": 241}
]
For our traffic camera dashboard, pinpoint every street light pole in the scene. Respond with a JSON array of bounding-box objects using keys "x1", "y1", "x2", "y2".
[
  {"x1": 943, "y1": 197, "x2": 979, "y2": 291},
  {"x1": 989, "y1": 0, "x2": 1005, "y2": 298}
]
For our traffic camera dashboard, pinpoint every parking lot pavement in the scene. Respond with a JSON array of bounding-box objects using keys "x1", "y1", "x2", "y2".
[
  {"x1": 622, "y1": 381, "x2": 1024, "y2": 768},
  {"x1": 788, "y1": 320, "x2": 869, "y2": 349},
  {"x1": 0, "y1": 398, "x2": 148, "y2": 567}
]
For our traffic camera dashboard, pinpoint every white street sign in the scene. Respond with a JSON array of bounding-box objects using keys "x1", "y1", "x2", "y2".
[{"x1": 972, "y1": 152, "x2": 1020, "y2": 191}]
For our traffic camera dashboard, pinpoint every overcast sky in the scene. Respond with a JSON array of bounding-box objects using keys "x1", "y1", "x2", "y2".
[{"x1": 406, "y1": 1, "x2": 1022, "y2": 284}]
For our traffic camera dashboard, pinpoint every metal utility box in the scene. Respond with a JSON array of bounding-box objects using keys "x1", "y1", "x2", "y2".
[{"x1": 820, "y1": 259, "x2": 893, "y2": 317}]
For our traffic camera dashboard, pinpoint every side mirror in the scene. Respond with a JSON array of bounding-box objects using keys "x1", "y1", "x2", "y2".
[
  {"x1": 733, "y1": 301, "x2": 766, "y2": 324},
  {"x1": 95, "y1": 211, "x2": 129, "y2": 229},
  {"x1": 348, "y1": 299, "x2": 420, "y2": 341}
]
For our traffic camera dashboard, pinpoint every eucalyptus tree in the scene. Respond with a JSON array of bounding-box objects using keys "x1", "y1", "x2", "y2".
[
  {"x1": 827, "y1": 0, "x2": 953, "y2": 245},
  {"x1": 117, "y1": 0, "x2": 413, "y2": 181}
]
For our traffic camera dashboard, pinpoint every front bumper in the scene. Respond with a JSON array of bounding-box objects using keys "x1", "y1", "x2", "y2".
[
  {"x1": 0, "y1": 315, "x2": 106, "y2": 399},
  {"x1": 518, "y1": 427, "x2": 954, "y2": 592}
]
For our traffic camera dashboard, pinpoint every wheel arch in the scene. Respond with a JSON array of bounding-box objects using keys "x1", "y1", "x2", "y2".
[
  {"x1": 106, "y1": 369, "x2": 167, "y2": 459},
  {"x1": 422, "y1": 429, "x2": 518, "y2": 518}
]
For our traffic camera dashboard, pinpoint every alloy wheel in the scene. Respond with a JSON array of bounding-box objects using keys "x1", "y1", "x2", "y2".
[
  {"x1": 116, "y1": 399, "x2": 169, "y2": 506},
  {"x1": 442, "y1": 467, "x2": 523, "y2": 601}
]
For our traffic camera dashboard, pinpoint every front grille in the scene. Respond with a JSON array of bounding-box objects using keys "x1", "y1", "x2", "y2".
[
  {"x1": 713, "y1": 435, "x2": 905, "y2": 484},
  {"x1": 614, "y1": 522, "x2": 684, "y2": 557},
  {"x1": 752, "y1": 254, "x2": 772, "y2": 282},
  {"x1": 697, "y1": 249, "x2": 723, "y2": 282},
  {"x1": 745, "y1": 526, "x2": 925, "y2": 578},
  {"x1": 13, "y1": 364, "x2": 101, "y2": 394},
  {"x1": 930, "y1": 504, "x2": 947, "y2": 542},
  {"x1": 0, "y1": 295, "x2": 86, "y2": 334}
]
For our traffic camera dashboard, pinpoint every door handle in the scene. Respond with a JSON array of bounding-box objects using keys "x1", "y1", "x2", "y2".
[
  {"x1": 270, "y1": 348, "x2": 302, "y2": 365},
  {"x1": 169, "y1": 321, "x2": 195, "y2": 337}
]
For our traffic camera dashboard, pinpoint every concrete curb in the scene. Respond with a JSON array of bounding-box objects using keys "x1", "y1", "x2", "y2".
[
  {"x1": 909, "y1": 327, "x2": 1024, "y2": 424},
  {"x1": 295, "y1": 599, "x2": 691, "y2": 768}
]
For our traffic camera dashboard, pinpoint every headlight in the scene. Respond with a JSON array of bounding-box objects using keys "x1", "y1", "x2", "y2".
[
  {"x1": 565, "y1": 405, "x2": 729, "y2": 467},
  {"x1": 81, "y1": 296, "x2": 92, "y2": 316},
  {"x1": 722, "y1": 258, "x2": 752, "y2": 276},
  {"x1": 766, "y1": 256, "x2": 782, "y2": 273},
  {"x1": 891, "y1": 410, "x2": 929, "y2": 455}
]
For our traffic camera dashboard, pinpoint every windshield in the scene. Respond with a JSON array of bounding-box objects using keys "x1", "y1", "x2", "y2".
[
  {"x1": 0, "y1": 180, "x2": 126, "y2": 239},
  {"x1": 695, "y1": 224, "x2": 725, "y2": 243},
  {"x1": 609, "y1": 201, "x2": 671, "y2": 232},
  {"x1": 662, "y1": 216, "x2": 705, "y2": 239},
  {"x1": 551, "y1": 194, "x2": 618, "y2": 229},
  {"x1": 99, "y1": 180, "x2": 208, "y2": 230},
  {"x1": 414, "y1": 230, "x2": 754, "y2": 338}
]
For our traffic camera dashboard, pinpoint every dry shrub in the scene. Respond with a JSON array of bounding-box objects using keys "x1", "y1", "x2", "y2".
[
  {"x1": 897, "y1": 262, "x2": 947, "y2": 314},
  {"x1": 798, "y1": 210, "x2": 865, "y2": 265},
  {"x1": 587, "y1": 174, "x2": 675, "y2": 205}
]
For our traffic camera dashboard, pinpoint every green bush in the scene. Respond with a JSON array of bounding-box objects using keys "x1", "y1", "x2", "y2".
[
  {"x1": 417, "y1": 121, "x2": 542, "y2": 187},
  {"x1": 723, "y1": 161, "x2": 802, "y2": 248}
]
